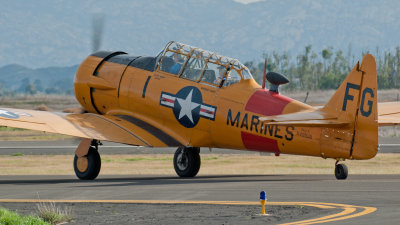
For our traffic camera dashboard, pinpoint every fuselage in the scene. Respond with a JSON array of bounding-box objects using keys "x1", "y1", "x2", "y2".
[{"x1": 74, "y1": 42, "x2": 370, "y2": 160}]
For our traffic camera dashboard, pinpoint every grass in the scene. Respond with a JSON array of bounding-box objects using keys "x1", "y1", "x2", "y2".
[
  {"x1": 203, "y1": 156, "x2": 219, "y2": 160},
  {"x1": 0, "y1": 153, "x2": 399, "y2": 175},
  {"x1": 102, "y1": 157, "x2": 172, "y2": 163},
  {"x1": 0, "y1": 207, "x2": 50, "y2": 225},
  {"x1": 124, "y1": 157, "x2": 171, "y2": 162},
  {"x1": 101, "y1": 158, "x2": 114, "y2": 162},
  {"x1": 0, "y1": 95, "x2": 78, "y2": 111},
  {"x1": 0, "y1": 127, "x2": 25, "y2": 131},
  {"x1": 0, "y1": 126, "x2": 73, "y2": 141},
  {"x1": 11, "y1": 153, "x2": 24, "y2": 157},
  {"x1": 36, "y1": 202, "x2": 72, "y2": 225}
]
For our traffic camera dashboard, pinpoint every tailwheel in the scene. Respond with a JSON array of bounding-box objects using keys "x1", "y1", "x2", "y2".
[
  {"x1": 173, "y1": 146, "x2": 201, "y2": 177},
  {"x1": 334, "y1": 161, "x2": 348, "y2": 180},
  {"x1": 74, "y1": 146, "x2": 101, "y2": 180}
]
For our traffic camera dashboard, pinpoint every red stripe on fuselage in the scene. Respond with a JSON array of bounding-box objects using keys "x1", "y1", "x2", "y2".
[
  {"x1": 241, "y1": 132, "x2": 280, "y2": 153},
  {"x1": 200, "y1": 108, "x2": 214, "y2": 114},
  {"x1": 240, "y1": 89, "x2": 292, "y2": 152},
  {"x1": 162, "y1": 98, "x2": 175, "y2": 103},
  {"x1": 245, "y1": 89, "x2": 292, "y2": 116}
]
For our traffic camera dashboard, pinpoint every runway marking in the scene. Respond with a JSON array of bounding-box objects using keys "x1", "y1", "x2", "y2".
[
  {"x1": 280, "y1": 202, "x2": 376, "y2": 225},
  {"x1": 0, "y1": 199, "x2": 376, "y2": 224}
]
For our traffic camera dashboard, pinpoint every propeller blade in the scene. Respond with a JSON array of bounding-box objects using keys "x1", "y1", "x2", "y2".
[{"x1": 92, "y1": 13, "x2": 105, "y2": 52}]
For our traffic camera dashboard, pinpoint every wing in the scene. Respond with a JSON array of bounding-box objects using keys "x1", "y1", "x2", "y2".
[
  {"x1": 0, "y1": 108, "x2": 181, "y2": 147},
  {"x1": 378, "y1": 102, "x2": 400, "y2": 126}
]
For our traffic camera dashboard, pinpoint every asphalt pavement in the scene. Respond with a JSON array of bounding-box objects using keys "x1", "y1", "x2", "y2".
[
  {"x1": 0, "y1": 137, "x2": 399, "y2": 155},
  {"x1": 0, "y1": 139, "x2": 399, "y2": 224},
  {"x1": 0, "y1": 174, "x2": 398, "y2": 224}
]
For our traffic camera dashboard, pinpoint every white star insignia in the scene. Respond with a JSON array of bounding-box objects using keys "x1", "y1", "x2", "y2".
[
  {"x1": 176, "y1": 89, "x2": 200, "y2": 124},
  {"x1": 0, "y1": 109, "x2": 15, "y2": 117}
]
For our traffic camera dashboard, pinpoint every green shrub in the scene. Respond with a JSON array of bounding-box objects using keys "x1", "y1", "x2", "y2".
[{"x1": 0, "y1": 207, "x2": 50, "y2": 225}]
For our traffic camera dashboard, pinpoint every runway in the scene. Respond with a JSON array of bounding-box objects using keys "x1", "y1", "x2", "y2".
[
  {"x1": 0, "y1": 174, "x2": 398, "y2": 224},
  {"x1": 0, "y1": 140, "x2": 399, "y2": 224},
  {"x1": 0, "y1": 137, "x2": 399, "y2": 155},
  {"x1": 0, "y1": 139, "x2": 261, "y2": 155}
]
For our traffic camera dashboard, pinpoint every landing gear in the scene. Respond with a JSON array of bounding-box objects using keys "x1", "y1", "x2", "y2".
[
  {"x1": 334, "y1": 161, "x2": 348, "y2": 180},
  {"x1": 73, "y1": 140, "x2": 101, "y2": 180},
  {"x1": 173, "y1": 146, "x2": 201, "y2": 177}
]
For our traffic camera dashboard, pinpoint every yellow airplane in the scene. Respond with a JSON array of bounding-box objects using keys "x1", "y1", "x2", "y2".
[{"x1": 1, "y1": 41, "x2": 400, "y2": 180}]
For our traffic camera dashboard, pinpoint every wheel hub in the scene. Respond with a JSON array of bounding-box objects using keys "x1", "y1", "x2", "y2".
[
  {"x1": 76, "y1": 156, "x2": 88, "y2": 172},
  {"x1": 177, "y1": 151, "x2": 188, "y2": 171}
]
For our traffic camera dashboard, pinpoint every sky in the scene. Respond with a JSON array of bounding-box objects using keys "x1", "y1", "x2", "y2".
[
  {"x1": 234, "y1": 0, "x2": 264, "y2": 4},
  {"x1": 1, "y1": 0, "x2": 400, "y2": 68}
]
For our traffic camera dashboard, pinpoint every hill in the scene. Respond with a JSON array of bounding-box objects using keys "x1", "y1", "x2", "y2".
[
  {"x1": 0, "y1": 64, "x2": 78, "y2": 95},
  {"x1": 1, "y1": 0, "x2": 400, "y2": 68}
]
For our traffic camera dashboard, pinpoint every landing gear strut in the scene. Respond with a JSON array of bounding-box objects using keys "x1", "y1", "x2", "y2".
[
  {"x1": 73, "y1": 139, "x2": 101, "y2": 180},
  {"x1": 173, "y1": 146, "x2": 201, "y2": 177},
  {"x1": 334, "y1": 161, "x2": 348, "y2": 180}
]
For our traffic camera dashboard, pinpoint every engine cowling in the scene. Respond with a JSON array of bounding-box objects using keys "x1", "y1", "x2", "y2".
[{"x1": 74, "y1": 51, "x2": 128, "y2": 114}]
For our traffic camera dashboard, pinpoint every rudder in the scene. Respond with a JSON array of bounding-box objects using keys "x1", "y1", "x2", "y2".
[
  {"x1": 352, "y1": 54, "x2": 378, "y2": 159},
  {"x1": 321, "y1": 54, "x2": 378, "y2": 159}
]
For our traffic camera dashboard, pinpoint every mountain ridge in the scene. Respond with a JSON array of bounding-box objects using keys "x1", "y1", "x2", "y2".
[{"x1": 1, "y1": 0, "x2": 399, "y2": 68}]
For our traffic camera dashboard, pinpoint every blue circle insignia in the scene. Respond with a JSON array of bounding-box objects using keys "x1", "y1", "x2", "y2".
[
  {"x1": 173, "y1": 86, "x2": 202, "y2": 128},
  {"x1": 0, "y1": 109, "x2": 20, "y2": 119}
]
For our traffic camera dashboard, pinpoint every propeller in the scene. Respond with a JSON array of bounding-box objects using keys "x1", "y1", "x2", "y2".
[
  {"x1": 62, "y1": 13, "x2": 106, "y2": 114},
  {"x1": 92, "y1": 13, "x2": 105, "y2": 52}
]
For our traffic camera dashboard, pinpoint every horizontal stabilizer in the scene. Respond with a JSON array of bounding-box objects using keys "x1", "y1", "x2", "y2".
[
  {"x1": 265, "y1": 119, "x2": 350, "y2": 127},
  {"x1": 378, "y1": 115, "x2": 400, "y2": 126},
  {"x1": 377, "y1": 102, "x2": 400, "y2": 126},
  {"x1": 259, "y1": 109, "x2": 349, "y2": 127}
]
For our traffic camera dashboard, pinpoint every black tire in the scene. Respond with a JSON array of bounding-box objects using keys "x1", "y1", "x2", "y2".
[
  {"x1": 335, "y1": 163, "x2": 348, "y2": 180},
  {"x1": 73, "y1": 147, "x2": 101, "y2": 180},
  {"x1": 173, "y1": 147, "x2": 201, "y2": 177}
]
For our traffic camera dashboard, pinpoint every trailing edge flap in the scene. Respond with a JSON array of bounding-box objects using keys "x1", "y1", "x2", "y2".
[
  {"x1": 259, "y1": 109, "x2": 351, "y2": 127},
  {"x1": 0, "y1": 107, "x2": 175, "y2": 147},
  {"x1": 378, "y1": 102, "x2": 400, "y2": 126}
]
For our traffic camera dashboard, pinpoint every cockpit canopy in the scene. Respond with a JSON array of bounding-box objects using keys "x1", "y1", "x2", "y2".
[{"x1": 156, "y1": 41, "x2": 253, "y2": 87}]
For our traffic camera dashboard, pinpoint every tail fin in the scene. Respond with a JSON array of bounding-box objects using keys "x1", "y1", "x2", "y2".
[{"x1": 322, "y1": 54, "x2": 378, "y2": 159}]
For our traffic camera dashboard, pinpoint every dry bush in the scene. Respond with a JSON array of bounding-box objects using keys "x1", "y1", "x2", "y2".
[
  {"x1": 35, "y1": 104, "x2": 51, "y2": 111},
  {"x1": 62, "y1": 107, "x2": 85, "y2": 114},
  {"x1": 36, "y1": 202, "x2": 72, "y2": 225}
]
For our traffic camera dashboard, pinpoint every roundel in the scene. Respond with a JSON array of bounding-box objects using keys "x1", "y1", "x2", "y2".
[
  {"x1": 160, "y1": 86, "x2": 217, "y2": 128},
  {"x1": 0, "y1": 109, "x2": 19, "y2": 119},
  {"x1": 172, "y1": 86, "x2": 202, "y2": 128}
]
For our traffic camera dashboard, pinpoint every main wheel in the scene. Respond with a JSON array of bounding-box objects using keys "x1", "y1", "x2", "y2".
[
  {"x1": 335, "y1": 163, "x2": 348, "y2": 180},
  {"x1": 173, "y1": 147, "x2": 201, "y2": 177},
  {"x1": 73, "y1": 146, "x2": 101, "y2": 180}
]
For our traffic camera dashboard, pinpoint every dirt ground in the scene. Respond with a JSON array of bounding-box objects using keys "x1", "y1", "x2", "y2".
[
  {"x1": 0, "y1": 202, "x2": 331, "y2": 225},
  {"x1": 0, "y1": 153, "x2": 399, "y2": 176}
]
